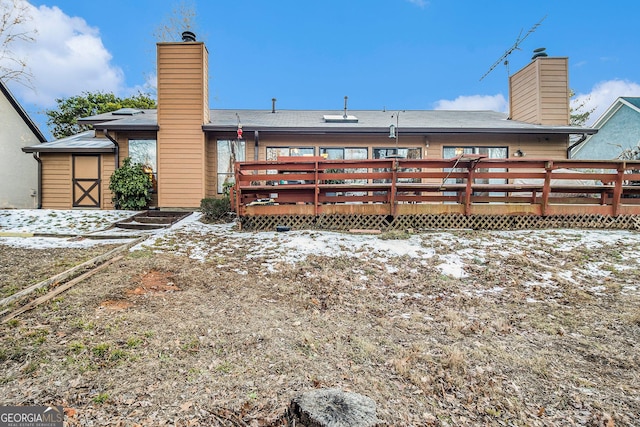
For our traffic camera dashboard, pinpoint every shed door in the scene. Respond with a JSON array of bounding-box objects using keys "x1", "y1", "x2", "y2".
[{"x1": 73, "y1": 155, "x2": 101, "y2": 208}]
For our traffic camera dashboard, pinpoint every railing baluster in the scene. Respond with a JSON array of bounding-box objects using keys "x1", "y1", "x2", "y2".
[
  {"x1": 612, "y1": 162, "x2": 625, "y2": 217},
  {"x1": 232, "y1": 157, "x2": 640, "y2": 219}
]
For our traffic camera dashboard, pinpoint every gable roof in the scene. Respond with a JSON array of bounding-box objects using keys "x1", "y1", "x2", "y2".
[
  {"x1": 0, "y1": 80, "x2": 47, "y2": 143},
  {"x1": 205, "y1": 109, "x2": 595, "y2": 135},
  {"x1": 623, "y1": 97, "x2": 640, "y2": 109},
  {"x1": 78, "y1": 108, "x2": 158, "y2": 130},
  {"x1": 22, "y1": 130, "x2": 113, "y2": 153},
  {"x1": 589, "y1": 97, "x2": 640, "y2": 130},
  {"x1": 83, "y1": 108, "x2": 595, "y2": 135},
  {"x1": 23, "y1": 107, "x2": 596, "y2": 154},
  {"x1": 570, "y1": 97, "x2": 640, "y2": 158}
]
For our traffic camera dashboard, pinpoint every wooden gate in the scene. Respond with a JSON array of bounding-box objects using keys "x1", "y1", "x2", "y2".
[{"x1": 72, "y1": 155, "x2": 101, "y2": 208}]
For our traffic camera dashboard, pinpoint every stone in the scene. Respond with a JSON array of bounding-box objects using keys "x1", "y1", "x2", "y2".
[{"x1": 288, "y1": 388, "x2": 382, "y2": 427}]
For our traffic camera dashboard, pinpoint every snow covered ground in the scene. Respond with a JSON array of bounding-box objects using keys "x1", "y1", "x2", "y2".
[
  {"x1": 0, "y1": 209, "x2": 139, "y2": 248},
  {"x1": 0, "y1": 209, "x2": 137, "y2": 235},
  {"x1": 2, "y1": 209, "x2": 640, "y2": 284}
]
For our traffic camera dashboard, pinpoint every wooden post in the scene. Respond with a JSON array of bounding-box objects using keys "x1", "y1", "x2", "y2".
[
  {"x1": 390, "y1": 159, "x2": 397, "y2": 217},
  {"x1": 314, "y1": 158, "x2": 320, "y2": 216},
  {"x1": 612, "y1": 162, "x2": 625, "y2": 217},
  {"x1": 541, "y1": 161, "x2": 553, "y2": 216},
  {"x1": 465, "y1": 160, "x2": 475, "y2": 216},
  {"x1": 234, "y1": 163, "x2": 241, "y2": 214}
]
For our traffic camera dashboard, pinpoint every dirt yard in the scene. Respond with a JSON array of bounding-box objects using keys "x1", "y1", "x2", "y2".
[{"x1": 1, "y1": 222, "x2": 639, "y2": 426}]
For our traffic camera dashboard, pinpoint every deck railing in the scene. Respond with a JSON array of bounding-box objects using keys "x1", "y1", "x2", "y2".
[{"x1": 232, "y1": 156, "x2": 640, "y2": 218}]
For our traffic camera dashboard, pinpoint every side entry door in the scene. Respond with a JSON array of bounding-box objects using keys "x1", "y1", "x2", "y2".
[{"x1": 73, "y1": 155, "x2": 101, "y2": 208}]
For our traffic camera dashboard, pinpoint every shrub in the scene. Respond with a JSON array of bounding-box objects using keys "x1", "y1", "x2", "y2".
[
  {"x1": 201, "y1": 197, "x2": 232, "y2": 222},
  {"x1": 109, "y1": 158, "x2": 153, "y2": 210}
]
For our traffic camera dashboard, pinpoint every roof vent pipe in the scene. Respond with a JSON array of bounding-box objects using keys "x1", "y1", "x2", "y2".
[
  {"x1": 343, "y1": 96, "x2": 349, "y2": 119},
  {"x1": 272, "y1": 98, "x2": 277, "y2": 113},
  {"x1": 531, "y1": 47, "x2": 547, "y2": 60},
  {"x1": 181, "y1": 31, "x2": 196, "y2": 42}
]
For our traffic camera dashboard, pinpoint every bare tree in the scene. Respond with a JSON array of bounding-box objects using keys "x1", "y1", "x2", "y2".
[
  {"x1": 153, "y1": 0, "x2": 200, "y2": 42},
  {"x1": 569, "y1": 89, "x2": 595, "y2": 127},
  {"x1": 0, "y1": 0, "x2": 36, "y2": 87}
]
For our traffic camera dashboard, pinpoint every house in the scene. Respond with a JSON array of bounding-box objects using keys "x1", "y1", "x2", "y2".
[
  {"x1": 571, "y1": 97, "x2": 640, "y2": 159},
  {"x1": 0, "y1": 80, "x2": 47, "y2": 208},
  {"x1": 23, "y1": 33, "x2": 594, "y2": 210}
]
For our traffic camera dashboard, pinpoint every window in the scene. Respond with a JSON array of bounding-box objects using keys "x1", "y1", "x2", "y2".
[
  {"x1": 320, "y1": 147, "x2": 367, "y2": 161},
  {"x1": 217, "y1": 139, "x2": 246, "y2": 194},
  {"x1": 129, "y1": 139, "x2": 157, "y2": 191},
  {"x1": 129, "y1": 139, "x2": 157, "y2": 169},
  {"x1": 443, "y1": 146, "x2": 507, "y2": 160},
  {"x1": 265, "y1": 147, "x2": 315, "y2": 183},
  {"x1": 373, "y1": 148, "x2": 421, "y2": 159},
  {"x1": 373, "y1": 148, "x2": 422, "y2": 184},
  {"x1": 266, "y1": 147, "x2": 314, "y2": 160},
  {"x1": 320, "y1": 147, "x2": 368, "y2": 184},
  {"x1": 442, "y1": 147, "x2": 507, "y2": 192}
]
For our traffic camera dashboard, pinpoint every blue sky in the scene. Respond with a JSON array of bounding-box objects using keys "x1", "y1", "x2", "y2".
[{"x1": 5, "y1": 0, "x2": 640, "y2": 139}]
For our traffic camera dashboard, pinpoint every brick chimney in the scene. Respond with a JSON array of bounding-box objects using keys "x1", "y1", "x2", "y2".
[
  {"x1": 156, "y1": 32, "x2": 209, "y2": 208},
  {"x1": 509, "y1": 57, "x2": 569, "y2": 125}
]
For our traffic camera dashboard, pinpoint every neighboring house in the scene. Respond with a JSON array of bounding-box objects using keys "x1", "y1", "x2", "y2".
[
  {"x1": 23, "y1": 33, "x2": 594, "y2": 210},
  {"x1": 0, "y1": 80, "x2": 47, "y2": 208},
  {"x1": 571, "y1": 97, "x2": 640, "y2": 159}
]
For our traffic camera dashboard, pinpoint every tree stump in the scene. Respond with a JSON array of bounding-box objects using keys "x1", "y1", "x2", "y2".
[{"x1": 288, "y1": 388, "x2": 382, "y2": 427}]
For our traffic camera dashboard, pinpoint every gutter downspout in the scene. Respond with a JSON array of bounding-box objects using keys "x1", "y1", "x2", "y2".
[
  {"x1": 32, "y1": 153, "x2": 42, "y2": 209},
  {"x1": 254, "y1": 131, "x2": 259, "y2": 161},
  {"x1": 103, "y1": 130, "x2": 120, "y2": 168},
  {"x1": 567, "y1": 133, "x2": 589, "y2": 159}
]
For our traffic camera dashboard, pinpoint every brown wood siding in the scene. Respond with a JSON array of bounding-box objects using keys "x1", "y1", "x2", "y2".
[
  {"x1": 40, "y1": 153, "x2": 72, "y2": 209},
  {"x1": 426, "y1": 134, "x2": 567, "y2": 159},
  {"x1": 202, "y1": 50, "x2": 210, "y2": 124},
  {"x1": 205, "y1": 140, "x2": 216, "y2": 198},
  {"x1": 510, "y1": 62, "x2": 539, "y2": 124},
  {"x1": 509, "y1": 57, "x2": 569, "y2": 126},
  {"x1": 157, "y1": 42, "x2": 208, "y2": 208},
  {"x1": 538, "y1": 58, "x2": 569, "y2": 125},
  {"x1": 101, "y1": 154, "x2": 115, "y2": 209}
]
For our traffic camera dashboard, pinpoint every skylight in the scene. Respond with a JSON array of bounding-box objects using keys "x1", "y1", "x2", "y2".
[
  {"x1": 112, "y1": 108, "x2": 144, "y2": 116},
  {"x1": 323, "y1": 114, "x2": 358, "y2": 123}
]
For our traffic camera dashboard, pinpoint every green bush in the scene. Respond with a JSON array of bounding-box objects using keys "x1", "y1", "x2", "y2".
[
  {"x1": 109, "y1": 158, "x2": 153, "y2": 210},
  {"x1": 200, "y1": 197, "x2": 232, "y2": 222}
]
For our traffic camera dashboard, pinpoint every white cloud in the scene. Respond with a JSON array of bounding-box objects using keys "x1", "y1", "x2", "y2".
[
  {"x1": 433, "y1": 94, "x2": 508, "y2": 112},
  {"x1": 572, "y1": 79, "x2": 640, "y2": 126},
  {"x1": 3, "y1": 1, "x2": 125, "y2": 107}
]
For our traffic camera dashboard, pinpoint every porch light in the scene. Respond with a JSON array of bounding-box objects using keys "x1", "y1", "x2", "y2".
[
  {"x1": 514, "y1": 149, "x2": 525, "y2": 157},
  {"x1": 389, "y1": 111, "x2": 403, "y2": 151},
  {"x1": 388, "y1": 124, "x2": 396, "y2": 139}
]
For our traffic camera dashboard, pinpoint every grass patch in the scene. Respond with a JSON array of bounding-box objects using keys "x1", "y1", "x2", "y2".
[
  {"x1": 126, "y1": 337, "x2": 143, "y2": 348},
  {"x1": 92, "y1": 343, "x2": 110, "y2": 358},
  {"x1": 92, "y1": 393, "x2": 109, "y2": 405},
  {"x1": 379, "y1": 230, "x2": 411, "y2": 240},
  {"x1": 67, "y1": 341, "x2": 86, "y2": 354}
]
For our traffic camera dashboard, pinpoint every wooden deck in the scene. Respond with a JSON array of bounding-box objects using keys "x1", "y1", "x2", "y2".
[{"x1": 231, "y1": 156, "x2": 640, "y2": 229}]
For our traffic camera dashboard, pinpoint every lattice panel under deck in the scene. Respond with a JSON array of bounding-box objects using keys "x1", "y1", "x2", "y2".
[
  {"x1": 240, "y1": 214, "x2": 640, "y2": 231},
  {"x1": 390, "y1": 214, "x2": 640, "y2": 231},
  {"x1": 316, "y1": 215, "x2": 391, "y2": 231},
  {"x1": 239, "y1": 215, "x2": 317, "y2": 231}
]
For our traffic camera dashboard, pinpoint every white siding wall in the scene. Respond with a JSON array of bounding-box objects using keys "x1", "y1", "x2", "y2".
[{"x1": 0, "y1": 91, "x2": 41, "y2": 208}]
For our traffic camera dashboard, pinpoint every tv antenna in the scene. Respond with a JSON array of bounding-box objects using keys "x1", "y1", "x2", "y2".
[{"x1": 479, "y1": 15, "x2": 547, "y2": 81}]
